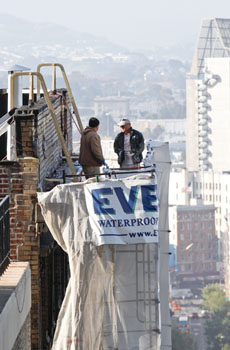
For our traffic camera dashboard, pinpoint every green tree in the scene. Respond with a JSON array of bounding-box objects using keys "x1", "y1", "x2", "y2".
[
  {"x1": 205, "y1": 310, "x2": 227, "y2": 350},
  {"x1": 202, "y1": 284, "x2": 229, "y2": 313},
  {"x1": 202, "y1": 284, "x2": 230, "y2": 350},
  {"x1": 172, "y1": 328, "x2": 197, "y2": 350}
]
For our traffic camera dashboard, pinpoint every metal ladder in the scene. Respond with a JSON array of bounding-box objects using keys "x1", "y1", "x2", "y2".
[{"x1": 9, "y1": 65, "x2": 83, "y2": 177}]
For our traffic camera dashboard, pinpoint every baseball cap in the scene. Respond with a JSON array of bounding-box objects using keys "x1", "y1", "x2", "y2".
[{"x1": 118, "y1": 118, "x2": 131, "y2": 127}]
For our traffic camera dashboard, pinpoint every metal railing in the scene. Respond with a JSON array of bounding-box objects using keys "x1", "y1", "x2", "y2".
[
  {"x1": 10, "y1": 71, "x2": 77, "y2": 177},
  {"x1": 61, "y1": 165, "x2": 156, "y2": 183},
  {"x1": 36, "y1": 63, "x2": 84, "y2": 133},
  {"x1": 0, "y1": 195, "x2": 10, "y2": 275}
]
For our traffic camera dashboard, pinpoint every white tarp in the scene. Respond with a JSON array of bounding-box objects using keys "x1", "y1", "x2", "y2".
[{"x1": 38, "y1": 142, "x2": 171, "y2": 350}]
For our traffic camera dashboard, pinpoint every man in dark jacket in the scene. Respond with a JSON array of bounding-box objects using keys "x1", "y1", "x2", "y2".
[
  {"x1": 114, "y1": 118, "x2": 144, "y2": 168},
  {"x1": 79, "y1": 117, "x2": 106, "y2": 178}
]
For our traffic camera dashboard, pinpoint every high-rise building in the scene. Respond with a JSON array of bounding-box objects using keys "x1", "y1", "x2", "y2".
[
  {"x1": 186, "y1": 18, "x2": 230, "y2": 172},
  {"x1": 169, "y1": 201, "x2": 219, "y2": 288}
]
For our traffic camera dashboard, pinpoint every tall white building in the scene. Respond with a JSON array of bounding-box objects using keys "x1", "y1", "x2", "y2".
[
  {"x1": 169, "y1": 168, "x2": 230, "y2": 296},
  {"x1": 186, "y1": 18, "x2": 230, "y2": 172}
]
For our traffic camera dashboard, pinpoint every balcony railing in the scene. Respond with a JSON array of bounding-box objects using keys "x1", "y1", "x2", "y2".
[{"x1": 0, "y1": 195, "x2": 10, "y2": 275}]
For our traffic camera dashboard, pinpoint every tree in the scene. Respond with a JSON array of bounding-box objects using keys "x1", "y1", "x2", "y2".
[
  {"x1": 222, "y1": 344, "x2": 230, "y2": 350},
  {"x1": 202, "y1": 284, "x2": 230, "y2": 350},
  {"x1": 202, "y1": 284, "x2": 229, "y2": 313},
  {"x1": 172, "y1": 328, "x2": 197, "y2": 350},
  {"x1": 205, "y1": 311, "x2": 228, "y2": 350}
]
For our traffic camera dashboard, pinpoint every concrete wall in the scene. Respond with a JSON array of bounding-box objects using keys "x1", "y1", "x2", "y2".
[
  {"x1": 0, "y1": 262, "x2": 31, "y2": 350},
  {"x1": 12, "y1": 314, "x2": 31, "y2": 350}
]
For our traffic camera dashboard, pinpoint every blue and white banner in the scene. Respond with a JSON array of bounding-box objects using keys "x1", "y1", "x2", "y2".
[{"x1": 84, "y1": 177, "x2": 159, "y2": 245}]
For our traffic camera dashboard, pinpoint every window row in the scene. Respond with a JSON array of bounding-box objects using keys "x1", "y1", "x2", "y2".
[
  {"x1": 178, "y1": 262, "x2": 215, "y2": 272},
  {"x1": 195, "y1": 182, "x2": 223, "y2": 191}
]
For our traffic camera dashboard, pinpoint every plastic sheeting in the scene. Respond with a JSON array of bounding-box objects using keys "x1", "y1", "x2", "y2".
[{"x1": 38, "y1": 142, "x2": 171, "y2": 350}]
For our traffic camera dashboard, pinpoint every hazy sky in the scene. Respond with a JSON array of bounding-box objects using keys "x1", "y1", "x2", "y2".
[{"x1": 1, "y1": 0, "x2": 230, "y2": 49}]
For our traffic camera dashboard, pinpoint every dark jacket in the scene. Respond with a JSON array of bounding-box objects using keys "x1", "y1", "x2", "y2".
[
  {"x1": 114, "y1": 128, "x2": 144, "y2": 164},
  {"x1": 79, "y1": 127, "x2": 104, "y2": 166}
]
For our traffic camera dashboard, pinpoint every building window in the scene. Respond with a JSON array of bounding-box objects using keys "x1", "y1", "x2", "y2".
[
  {"x1": 200, "y1": 183, "x2": 202, "y2": 189},
  {"x1": 209, "y1": 195, "x2": 212, "y2": 201},
  {"x1": 209, "y1": 183, "x2": 212, "y2": 190},
  {"x1": 180, "y1": 234, "x2": 184, "y2": 241},
  {"x1": 226, "y1": 185, "x2": 228, "y2": 191}
]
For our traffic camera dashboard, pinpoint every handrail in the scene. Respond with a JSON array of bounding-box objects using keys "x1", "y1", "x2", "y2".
[
  {"x1": 10, "y1": 72, "x2": 76, "y2": 176},
  {"x1": 0, "y1": 195, "x2": 10, "y2": 275},
  {"x1": 36, "y1": 63, "x2": 84, "y2": 134}
]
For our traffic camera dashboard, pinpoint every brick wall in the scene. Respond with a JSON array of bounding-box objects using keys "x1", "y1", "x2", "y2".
[
  {"x1": 0, "y1": 89, "x2": 73, "y2": 349},
  {"x1": 0, "y1": 158, "x2": 40, "y2": 349},
  {"x1": 14, "y1": 90, "x2": 72, "y2": 188}
]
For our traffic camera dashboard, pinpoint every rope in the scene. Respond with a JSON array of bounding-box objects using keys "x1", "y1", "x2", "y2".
[
  {"x1": 48, "y1": 92, "x2": 81, "y2": 134},
  {"x1": 56, "y1": 92, "x2": 82, "y2": 135},
  {"x1": 14, "y1": 270, "x2": 27, "y2": 313}
]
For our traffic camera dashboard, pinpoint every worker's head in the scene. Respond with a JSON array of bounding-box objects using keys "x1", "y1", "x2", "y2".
[
  {"x1": 89, "y1": 117, "x2": 100, "y2": 130},
  {"x1": 118, "y1": 118, "x2": 131, "y2": 133}
]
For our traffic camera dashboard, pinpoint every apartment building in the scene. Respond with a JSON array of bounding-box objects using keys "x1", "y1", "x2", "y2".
[
  {"x1": 186, "y1": 18, "x2": 230, "y2": 172},
  {"x1": 0, "y1": 67, "x2": 75, "y2": 349},
  {"x1": 170, "y1": 201, "x2": 218, "y2": 288}
]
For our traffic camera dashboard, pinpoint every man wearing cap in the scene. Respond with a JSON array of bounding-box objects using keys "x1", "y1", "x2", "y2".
[
  {"x1": 79, "y1": 117, "x2": 106, "y2": 178},
  {"x1": 114, "y1": 118, "x2": 144, "y2": 168}
]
